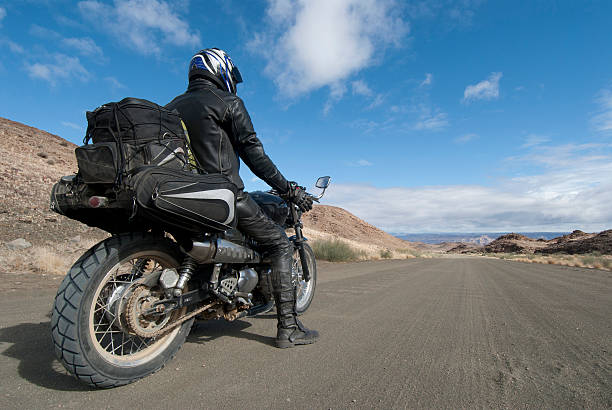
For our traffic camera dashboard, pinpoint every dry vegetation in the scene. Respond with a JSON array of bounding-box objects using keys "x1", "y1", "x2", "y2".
[
  {"x1": 307, "y1": 231, "x2": 437, "y2": 262},
  {"x1": 0, "y1": 237, "x2": 103, "y2": 276},
  {"x1": 485, "y1": 252, "x2": 612, "y2": 271}
]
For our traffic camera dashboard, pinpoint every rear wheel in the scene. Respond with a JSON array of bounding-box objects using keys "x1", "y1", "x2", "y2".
[
  {"x1": 51, "y1": 233, "x2": 194, "y2": 388},
  {"x1": 293, "y1": 243, "x2": 317, "y2": 314}
]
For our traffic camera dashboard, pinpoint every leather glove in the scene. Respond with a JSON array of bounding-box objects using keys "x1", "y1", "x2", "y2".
[{"x1": 286, "y1": 181, "x2": 313, "y2": 212}]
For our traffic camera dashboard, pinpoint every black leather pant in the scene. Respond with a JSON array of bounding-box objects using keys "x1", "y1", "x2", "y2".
[{"x1": 236, "y1": 192, "x2": 294, "y2": 306}]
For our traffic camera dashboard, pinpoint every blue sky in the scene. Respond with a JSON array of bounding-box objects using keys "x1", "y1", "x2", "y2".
[{"x1": 1, "y1": 0, "x2": 612, "y2": 233}]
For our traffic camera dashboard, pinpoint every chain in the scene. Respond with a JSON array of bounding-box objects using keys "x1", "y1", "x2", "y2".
[{"x1": 129, "y1": 298, "x2": 219, "y2": 339}]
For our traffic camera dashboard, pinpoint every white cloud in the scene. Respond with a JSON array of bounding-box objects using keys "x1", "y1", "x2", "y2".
[
  {"x1": 78, "y1": 0, "x2": 200, "y2": 55},
  {"x1": 0, "y1": 7, "x2": 6, "y2": 25},
  {"x1": 463, "y1": 72, "x2": 502, "y2": 102},
  {"x1": 454, "y1": 133, "x2": 478, "y2": 144},
  {"x1": 29, "y1": 24, "x2": 57, "y2": 38},
  {"x1": 251, "y1": 0, "x2": 408, "y2": 99},
  {"x1": 352, "y1": 80, "x2": 373, "y2": 97},
  {"x1": 407, "y1": 0, "x2": 483, "y2": 26},
  {"x1": 414, "y1": 106, "x2": 448, "y2": 131},
  {"x1": 105, "y1": 76, "x2": 126, "y2": 89},
  {"x1": 351, "y1": 79, "x2": 385, "y2": 110},
  {"x1": 591, "y1": 89, "x2": 612, "y2": 132},
  {"x1": 62, "y1": 37, "x2": 103, "y2": 57},
  {"x1": 346, "y1": 159, "x2": 373, "y2": 167},
  {"x1": 324, "y1": 143, "x2": 612, "y2": 232},
  {"x1": 323, "y1": 82, "x2": 347, "y2": 115},
  {"x1": 61, "y1": 121, "x2": 83, "y2": 130},
  {"x1": 521, "y1": 134, "x2": 550, "y2": 148},
  {"x1": 366, "y1": 94, "x2": 385, "y2": 110},
  {"x1": 30, "y1": 24, "x2": 104, "y2": 58},
  {"x1": 0, "y1": 38, "x2": 24, "y2": 54},
  {"x1": 508, "y1": 142, "x2": 609, "y2": 168},
  {"x1": 25, "y1": 54, "x2": 91, "y2": 85},
  {"x1": 420, "y1": 73, "x2": 433, "y2": 87}
]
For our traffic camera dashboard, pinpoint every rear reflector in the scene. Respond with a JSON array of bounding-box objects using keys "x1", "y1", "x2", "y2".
[{"x1": 88, "y1": 196, "x2": 109, "y2": 208}]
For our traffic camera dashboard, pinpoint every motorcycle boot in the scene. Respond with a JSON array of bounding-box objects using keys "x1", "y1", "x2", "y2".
[
  {"x1": 235, "y1": 192, "x2": 319, "y2": 347},
  {"x1": 272, "y1": 255, "x2": 319, "y2": 348}
]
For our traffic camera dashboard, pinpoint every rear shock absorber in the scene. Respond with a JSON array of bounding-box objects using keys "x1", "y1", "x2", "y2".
[{"x1": 173, "y1": 256, "x2": 197, "y2": 297}]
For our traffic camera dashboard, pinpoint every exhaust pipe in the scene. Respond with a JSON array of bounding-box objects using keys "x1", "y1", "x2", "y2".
[{"x1": 186, "y1": 238, "x2": 261, "y2": 264}]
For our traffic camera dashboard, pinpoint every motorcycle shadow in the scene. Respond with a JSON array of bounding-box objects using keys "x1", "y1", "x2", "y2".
[
  {"x1": 188, "y1": 318, "x2": 276, "y2": 347},
  {"x1": 0, "y1": 316, "x2": 279, "y2": 391},
  {"x1": 0, "y1": 320, "x2": 92, "y2": 392}
]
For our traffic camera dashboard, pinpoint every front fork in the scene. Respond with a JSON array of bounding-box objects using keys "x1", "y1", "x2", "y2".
[{"x1": 290, "y1": 204, "x2": 311, "y2": 282}]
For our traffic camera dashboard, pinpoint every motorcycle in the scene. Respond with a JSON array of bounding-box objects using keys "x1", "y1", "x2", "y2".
[{"x1": 50, "y1": 176, "x2": 331, "y2": 388}]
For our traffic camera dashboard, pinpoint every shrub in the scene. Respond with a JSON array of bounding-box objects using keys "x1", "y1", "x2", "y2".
[
  {"x1": 581, "y1": 255, "x2": 596, "y2": 266},
  {"x1": 380, "y1": 249, "x2": 392, "y2": 259},
  {"x1": 37, "y1": 152, "x2": 48, "y2": 158},
  {"x1": 396, "y1": 248, "x2": 422, "y2": 257},
  {"x1": 31, "y1": 246, "x2": 69, "y2": 275},
  {"x1": 311, "y1": 238, "x2": 365, "y2": 262}
]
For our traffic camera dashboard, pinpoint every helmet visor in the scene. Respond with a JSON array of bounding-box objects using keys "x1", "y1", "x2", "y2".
[{"x1": 231, "y1": 66, "x2": 243, "y2": 84}]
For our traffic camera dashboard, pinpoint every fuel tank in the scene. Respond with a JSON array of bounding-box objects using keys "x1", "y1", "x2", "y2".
[{"x1": 249, "y1": 191, "x2": 289, "y2": 226}]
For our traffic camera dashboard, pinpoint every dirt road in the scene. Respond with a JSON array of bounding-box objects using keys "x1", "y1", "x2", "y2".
[{"x1": 1, "y1": 258, "x2": 610, "y2": 408}]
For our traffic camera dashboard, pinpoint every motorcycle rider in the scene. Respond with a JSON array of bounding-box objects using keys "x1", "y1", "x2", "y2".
[{"x1": 166, "y1": 48, "x2": 318, "y2": 348}]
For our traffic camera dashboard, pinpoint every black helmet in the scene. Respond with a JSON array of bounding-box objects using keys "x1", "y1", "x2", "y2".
[{"x1": 188, "y1": 48, "x2": 243, "y2": 94}]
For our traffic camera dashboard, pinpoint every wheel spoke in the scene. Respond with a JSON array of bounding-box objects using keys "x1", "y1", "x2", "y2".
[{"x1": 88, "y1": 251, "x2": 184, "y2": 362}]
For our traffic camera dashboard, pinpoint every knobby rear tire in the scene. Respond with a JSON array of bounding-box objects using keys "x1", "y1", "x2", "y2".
[{"x1": 50, "y1": 232, "x2": 194, "y2": 389}]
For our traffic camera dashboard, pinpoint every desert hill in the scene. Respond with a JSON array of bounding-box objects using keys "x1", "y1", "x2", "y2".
[
  {"x1": 0, "y1": 117, "x2": 105, "y2": 245},
  {"x1": 0, "y1": 117, "x2": 412, "y2": 259},
  {"x1": 302, "y1": 205, "x2": 414, "y2": 252}
]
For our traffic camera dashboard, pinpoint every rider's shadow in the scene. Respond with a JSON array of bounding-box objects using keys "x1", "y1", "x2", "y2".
[
  {"x1": 188, "y1": 318, "x2": 276, "y2": 347},
  {"x1": 0, "y1": 320, "x2": 92, "y2": 391}
]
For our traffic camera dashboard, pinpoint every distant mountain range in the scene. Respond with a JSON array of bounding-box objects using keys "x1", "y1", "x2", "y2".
[{"x1": 393, "y1": 232, "x2": 569, "y2": 245}]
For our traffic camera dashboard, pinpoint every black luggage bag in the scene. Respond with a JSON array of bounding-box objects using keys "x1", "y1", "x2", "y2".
[
  {"x1": 50, "y1": 168, "x2": 238, "y2": 235},
  {"x1": 75, "y1": 98, "x2": 190, "y2": 185},
  {"x1": 50, "y1": 174, "x2": 147, "y2": 233},
  {"x1": 132, "y1": 167, "x2": 238, "y2": 233}
]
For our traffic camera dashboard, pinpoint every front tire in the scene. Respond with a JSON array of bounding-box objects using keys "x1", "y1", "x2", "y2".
[
  {"x1": 51, "y1": 233, "x2": 194, "y2": 388},
  {"x1": 293, "y1": 243, "x2": 317, "y2": 314}
]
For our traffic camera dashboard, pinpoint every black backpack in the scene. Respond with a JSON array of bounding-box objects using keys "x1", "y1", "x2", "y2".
[{"x1": 75, "y1": 97, "x2": 191, "y2": 185}]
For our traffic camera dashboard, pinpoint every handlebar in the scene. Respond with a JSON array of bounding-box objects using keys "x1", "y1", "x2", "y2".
[{"x1": 307, "y1": 192, "x2": 321, "y2": 202}]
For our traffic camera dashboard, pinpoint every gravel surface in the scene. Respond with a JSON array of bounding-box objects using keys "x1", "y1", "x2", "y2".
[{"x1": 0, "y1": 258, "x2": 610, "y2": 408}]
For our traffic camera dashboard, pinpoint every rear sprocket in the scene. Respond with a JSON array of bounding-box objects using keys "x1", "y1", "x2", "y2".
[{"x1": 125, "y1": 286, "x2": 173, "y2": 338}]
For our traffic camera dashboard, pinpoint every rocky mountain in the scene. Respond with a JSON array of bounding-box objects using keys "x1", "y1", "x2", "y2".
[
  {"x1": 477, "y1": 230, "x2": 612, "y2": 255},
  {"x1": 538, "y1": 230, "x2": 612, "y2": 254}
]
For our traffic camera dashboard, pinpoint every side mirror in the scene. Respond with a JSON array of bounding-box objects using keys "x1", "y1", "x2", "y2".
[
  {"x1": 313, "y1": 176, "x2": 331, "y2": 200},
  {"x1": 315, "y1": 176, "x2": 331, "y2": 189}
]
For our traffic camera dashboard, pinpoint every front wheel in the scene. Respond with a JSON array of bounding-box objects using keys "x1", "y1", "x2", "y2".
[
  {"x1": 50, "y1": 233, "x2": 194, "y2": 388},
  {"x1": 292, "y1": 243, "x2": 317, "y2": 314}
]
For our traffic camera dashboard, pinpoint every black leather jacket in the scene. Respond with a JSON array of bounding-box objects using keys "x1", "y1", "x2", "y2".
[{"x1": 166, "y1": 78, "x2": 289, "y2": 193}]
